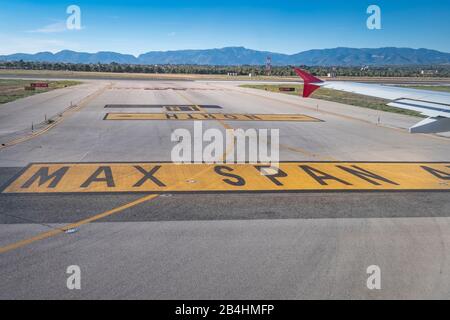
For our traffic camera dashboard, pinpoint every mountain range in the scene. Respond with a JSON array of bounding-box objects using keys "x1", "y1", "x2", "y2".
[{"x1": 1, "y1": 47, "x2": 450, "y2": 66}]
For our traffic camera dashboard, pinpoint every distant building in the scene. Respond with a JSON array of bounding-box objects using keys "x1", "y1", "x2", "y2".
[
  {"x1": 327, "y1": 72, "x2": 337, "y2": 78},
  {"x1": 421, "y1": 70, "x2": 438, "y2": 75}
]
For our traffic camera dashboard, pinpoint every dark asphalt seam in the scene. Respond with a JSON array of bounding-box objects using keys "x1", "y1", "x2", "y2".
[{"x1": 0, "y1": 212, "x2": 66, "y2": 232}]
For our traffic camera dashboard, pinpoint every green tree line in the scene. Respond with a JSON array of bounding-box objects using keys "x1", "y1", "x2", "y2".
[{"x1": 1, "y1": 60, "x2": 449, "y2": 77}]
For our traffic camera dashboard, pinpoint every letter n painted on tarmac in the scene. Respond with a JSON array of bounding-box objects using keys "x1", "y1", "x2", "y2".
[
  {"x1": 133, "y1": 166, "x2": 166, "y2": 187},
  {"x1": 214, "y1": 165, "x2": 246, "y2": 186},
  {"x1": 421, "y1": 166, "x2": 450, "y2": 180},
  {"x1": 336, "y1": 165, "x2": 399, "y2": 185},
  {"x1": 21, "y1": 166, "x2": 69, "y2": 189},
  {"x1": 80, "y1": 166, "x2": 115, "y2": 188},
  {"x1": 299, "y1": 165, "x2": 352, "y2": 186}
]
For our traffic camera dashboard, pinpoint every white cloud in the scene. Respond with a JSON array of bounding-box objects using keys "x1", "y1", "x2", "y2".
[
  {"x1": 28, "y1": 22, "x2": 67, "y2": 34},
  {"x1": 0, "y1": 36, "x2": 80, "y2": 54}
]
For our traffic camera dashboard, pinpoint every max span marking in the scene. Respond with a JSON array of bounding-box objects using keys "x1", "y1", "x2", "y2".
[{"x1": 3, "y1": 162, "x2": 450, "y2": 194}]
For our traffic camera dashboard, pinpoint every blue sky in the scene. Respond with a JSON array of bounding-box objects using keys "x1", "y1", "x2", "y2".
[{"x1": 0, "y1": 0, "x2": 449, "y2": 55}]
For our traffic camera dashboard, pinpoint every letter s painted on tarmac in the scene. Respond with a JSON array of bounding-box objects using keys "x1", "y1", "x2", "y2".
[{"x1": 214, "y1": 165, "x2": 246, "y2": 186}]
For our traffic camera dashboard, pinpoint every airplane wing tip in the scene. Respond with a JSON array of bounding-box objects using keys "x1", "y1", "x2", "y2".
[
  {"x1": 409, "y1": 117, "x2": 450, "y2": 134},
  {"x1": 292, "y1": 67, "x2": 323, "y2": 98}
]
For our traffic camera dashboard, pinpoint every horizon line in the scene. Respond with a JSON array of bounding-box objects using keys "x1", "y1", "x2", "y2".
[{"x1": 1, "y1": 46, "x2": 449, "y2": 57}]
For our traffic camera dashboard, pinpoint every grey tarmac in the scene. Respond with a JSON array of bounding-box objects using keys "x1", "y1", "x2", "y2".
[{"x1": 0, "y1": 78, "x2": 449, "y2": 299}]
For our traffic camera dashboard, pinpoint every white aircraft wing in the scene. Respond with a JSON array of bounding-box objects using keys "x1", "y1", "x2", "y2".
[{"x1": 294, "y1": 68, "x2": 450, "y2": 133}]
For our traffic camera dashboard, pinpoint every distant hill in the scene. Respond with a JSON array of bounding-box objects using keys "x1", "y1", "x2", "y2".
[
  {"x1": 1, "y1": 50, "x2": 139, "y2": 64},
  {"x1": 2, "y1": 47, "x2": 450, "y2": 66}
]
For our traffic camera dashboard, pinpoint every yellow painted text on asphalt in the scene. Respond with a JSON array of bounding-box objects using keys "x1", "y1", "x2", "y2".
[
  {"x1": 3, "y1": 162, "x2": 450, "y2": 193},
  {"x1": 104, "y1": 113, "x2": 322, "y2": 122}
]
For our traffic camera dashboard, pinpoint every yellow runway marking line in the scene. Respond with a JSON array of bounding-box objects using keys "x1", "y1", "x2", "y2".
[
  {"x1": 0, "y1": 89, "x2": 235, "y2": 254},
  {"x1": 173, "y1": 88, "x2": 334, "y2": 161},
  {"x1": 172, "y1": 90, "x2": 233, "y2": 161},
  {"x1": 104, "y1": 112, "x2": 322, "y2": 122},
  {"x1": 171, "y1": 90, "x2": 207, "y2": 113},
  {"x1": 280, "y1": 144, "x2": 337, "y2": 161},
  {"x1": 0, "y1": 83, "x2": 112, "y2": 150},
  {"x1": 202, "y1": 84, "x2": 338, "y2": 161},
  {"x1": 0, "y1": 194, "x2": 159, "y2": 254},
  {"x1": 3, "y1": 162, "x2": 450, "y2": 194},
  {"x1": 0, "y1": 161, "x2": 235, "y2": 255}
]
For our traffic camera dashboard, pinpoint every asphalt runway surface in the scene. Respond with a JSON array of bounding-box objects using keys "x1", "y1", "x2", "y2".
[{"x1": 0, "y1": 78, "x2": 449, "y2": 299}]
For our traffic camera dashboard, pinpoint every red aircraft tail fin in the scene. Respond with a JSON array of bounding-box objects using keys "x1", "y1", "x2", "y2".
[{"x1": 293, "y1": 67, "x2": 323, "y2": 98}]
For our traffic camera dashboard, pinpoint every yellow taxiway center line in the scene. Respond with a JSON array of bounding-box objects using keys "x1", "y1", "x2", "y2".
[
  {"x1": 0, "y1": 193, "x2": 159, "y2": 254},
  {"x1": 173, "y1": 89, "x2": 333, "y2": 161},
  {"x1": 0, "y1": 160, "x2": 243, "y2": 254},
  {"x1": 202, "y1": 83, "x2": 339, "y2": 160},
  {"x1": 280, "y1": 143, "x2": 337, "y2": 161},
  {"x1": 0, "y1": 89, "x2": 236, "y2": 254},
  {"x1": 172, "y1": 90, "x2": 234, "y2": 161}
]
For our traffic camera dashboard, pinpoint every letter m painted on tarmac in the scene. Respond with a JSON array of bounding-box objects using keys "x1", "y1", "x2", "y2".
[{"x1": 21, "y1": 166, "x2": 70, "y2": 189}]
